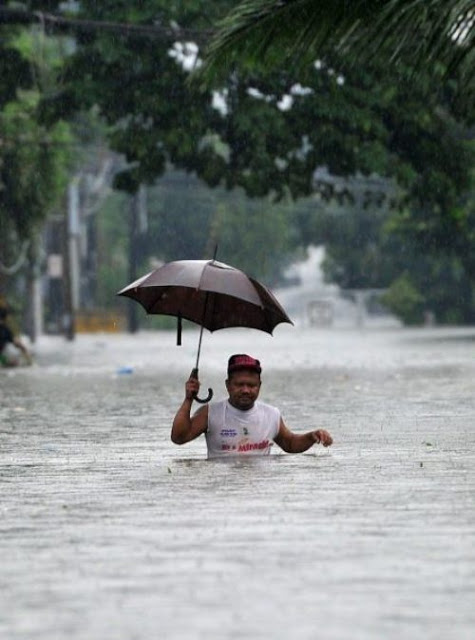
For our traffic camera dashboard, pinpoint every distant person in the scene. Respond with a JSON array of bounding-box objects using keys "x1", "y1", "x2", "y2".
[
  {"x1": 172, "y1": 353, "x2": 333, "y2": 458},
  {"x1": 0, "y1": 308, "x2": 32, "y2": 367}
]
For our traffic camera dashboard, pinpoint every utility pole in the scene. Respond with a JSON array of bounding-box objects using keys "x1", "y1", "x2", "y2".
[
  {"x1": 63, "y1": 178, "x2": 81, "y2": 340},
  {"x1": 127, "y1": 191, "x2": 138, "y2": 333},
  {"x1": 127, "y1": 185, "x2": 147, "y2": 333},
  {"x1": 26, "y1": 238, "x2": 43, "y2": 342}
]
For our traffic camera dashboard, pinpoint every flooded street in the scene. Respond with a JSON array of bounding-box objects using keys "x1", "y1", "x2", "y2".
[{"x1": 1, "y1": 326, "x2": 474, "y2": 639}]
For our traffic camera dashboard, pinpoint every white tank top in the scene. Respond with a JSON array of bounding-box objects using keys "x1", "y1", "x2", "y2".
[{"x1": 205, "y1": 399, "x2": 281, "y2": 459}]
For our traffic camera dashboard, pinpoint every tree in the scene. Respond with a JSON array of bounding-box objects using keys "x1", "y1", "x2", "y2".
[
  {"x1": 28, "y1": 2, "x2": 470, "y2": 212},
  {"x1": 3, "y1": 4, "x2": 473, "y2": 210},
  {"x1": 96, "y1": 169, "x2": 297, "y2": 315},
  {"x1": 200, "y1": 0, "x2": 474, "y2": 112},
  {"x1": 0, "y1": 93, "x2": 71, "y2": 239},
  {"x1": 3, "y1": 2, "x2": 474, "y2": 327},
  {"x1": 0, "y1": 26, "x2": 72, "y2": 281},
  {"x1": 295, "y1": 185, "x2": 475, "y2": 324}
]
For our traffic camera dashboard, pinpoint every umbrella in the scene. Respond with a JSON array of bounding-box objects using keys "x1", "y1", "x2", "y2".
[{"x1": 117, "y1": 258, "x2": 293, "y2": 402}]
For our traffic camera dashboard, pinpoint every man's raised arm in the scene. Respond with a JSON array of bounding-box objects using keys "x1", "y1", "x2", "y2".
[{"x1": 171, "y1": 376, "x2": 208, "y2": 445}]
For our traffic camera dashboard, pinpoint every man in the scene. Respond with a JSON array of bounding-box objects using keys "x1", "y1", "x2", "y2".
[
  {"x1": 0, "y1": 308, "x2": 32, "y2": 367},
  {"x1": 171, "y1": 353, "x2": 333, "y2": 458}
]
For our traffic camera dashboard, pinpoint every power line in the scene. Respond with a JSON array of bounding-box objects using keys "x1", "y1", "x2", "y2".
[{"x1": 0, "y1": 8, "x2": 213, "y2": 43}]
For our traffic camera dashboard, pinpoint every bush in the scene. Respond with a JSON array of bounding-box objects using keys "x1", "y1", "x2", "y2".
[{"x1": 380, "y1": 273, "x2": 426, "y2": 325}]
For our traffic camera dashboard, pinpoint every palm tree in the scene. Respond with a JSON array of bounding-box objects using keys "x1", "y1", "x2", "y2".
[{"x1": 199, "y1": 0, "x2": 474, "y2": 89}]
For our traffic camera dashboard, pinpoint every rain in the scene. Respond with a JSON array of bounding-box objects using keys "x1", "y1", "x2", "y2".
[{"x1": 1, "y1": 2, "x2": 474, "y2": 639}]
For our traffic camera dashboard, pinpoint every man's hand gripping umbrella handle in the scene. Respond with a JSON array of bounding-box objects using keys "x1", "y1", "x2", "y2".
[{"x1": 190, "y1": 368, "x2": 213, "y2": 404}]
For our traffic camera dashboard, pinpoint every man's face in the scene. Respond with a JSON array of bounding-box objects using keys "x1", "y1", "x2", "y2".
[{"x1": 226, "y1": 370, "x2": 261, "y2": 410}]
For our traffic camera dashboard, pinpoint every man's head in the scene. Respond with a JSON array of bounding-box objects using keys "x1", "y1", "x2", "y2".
[
  {"x1": 227, "y1": 354, "x2": 261, "y2": 377},
  {"x1": 226, "y1": 354, "x2": 262, "y2": 410}
]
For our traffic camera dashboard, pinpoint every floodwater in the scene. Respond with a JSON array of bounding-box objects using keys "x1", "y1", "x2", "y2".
[{"x1": 1, "y1": 326, "x2": 474, "y2": 640}]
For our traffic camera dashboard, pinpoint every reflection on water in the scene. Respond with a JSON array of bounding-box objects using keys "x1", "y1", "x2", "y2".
[{"x1": 1, "y1": 327, "x2": 475, "y2": 639}]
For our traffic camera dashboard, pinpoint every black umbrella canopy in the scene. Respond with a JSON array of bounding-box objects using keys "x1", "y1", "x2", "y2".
[{"x1": 117, "y1": 259, "x2": 292, "y2": 334}]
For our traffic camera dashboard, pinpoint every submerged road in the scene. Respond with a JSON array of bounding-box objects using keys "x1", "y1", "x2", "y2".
[{"x1": 1, "y1": 326, "x2": 474, "y2": 639}]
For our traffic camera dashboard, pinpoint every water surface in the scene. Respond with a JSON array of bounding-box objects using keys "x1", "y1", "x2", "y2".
[{"x1": 1, "y1": 327, "x2": 474, "y2": 639}]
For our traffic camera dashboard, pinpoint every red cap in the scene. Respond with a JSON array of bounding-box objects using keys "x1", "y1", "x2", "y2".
[{"x1": 227, "y1": 354, "x2": 262, "y2": 375}]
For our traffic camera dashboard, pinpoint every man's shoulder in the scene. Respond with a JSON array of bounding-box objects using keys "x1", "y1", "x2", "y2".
[
  {"x1": 205, "y1": 399, "x2": 225, "y2": 420},
  {"x1": 255, "y1": 400, "x2": 280, "y2": 415},
  {"x1": 193, "y1": 402, "x2": 210, "y2": 417},
  {"x1": 209, "y1": 399, "x2": 227, "y2": 410}
]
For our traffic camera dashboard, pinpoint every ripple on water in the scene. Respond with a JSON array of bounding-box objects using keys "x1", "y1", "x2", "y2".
[{"x1": 1, "y1": 328, "x2": 475, "y2": 639}]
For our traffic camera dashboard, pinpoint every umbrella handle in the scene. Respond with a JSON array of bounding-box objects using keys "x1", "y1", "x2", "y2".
[{"x1": 190, "y1": 368, "x2": 213, "y2": 404}]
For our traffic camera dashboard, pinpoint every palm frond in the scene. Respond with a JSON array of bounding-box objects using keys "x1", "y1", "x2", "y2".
[
  {"x1": 198, "y1": 0, "x2": 374, "y2": 81},
  {"x1": 197, "y1": 0, "x2": 475, "y2": 91},
  {"x1": 365, "y1": 0, "x2": 474, "y2": 81}
]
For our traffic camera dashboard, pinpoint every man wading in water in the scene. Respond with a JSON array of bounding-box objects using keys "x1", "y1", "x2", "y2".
[
  {"x1": 171, "y1": 354, "x2": 333, "y2": 458},
  {"x1": 0, "y1": 308, "x2": 32, "y2": 367}
]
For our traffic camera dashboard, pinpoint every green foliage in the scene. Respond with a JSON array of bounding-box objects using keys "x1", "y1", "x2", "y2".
[
  {"x1": 142, "y1": 172, "x2": 216, "y2": 264},
  {"x1": 96, "y1": 189, "x2": 129, "y2": 307},
  {"x1": 208, "y1": 197, "x2": 293, "y2": 285},
  {"x1": 0, "y1": 21, "x2": 75, "y2": 276},
  {"x1": 0, "y1": 43, "x2": 32, "y2": 109},
  {"x1": 145, "y1": 171, "x2": 295, "y2": 284},
  {"x1": 45, "y1": 2, "x2": 472, "y2": 221},
  {"x1": 297, "y1": 190, "x2": 475, "y2": 325},
  {"x1": 2, "y1": 1, "x2": 474, "y2": 328},
  {"x1": 0, "y1": 90, "x2": 72, "y2": 239},
  {"x1": 380, "y1": 274, "x2": 426, "y2": 325},
  {"x1": 95, "y1": 170, "x2": 297, "y2": 318},
  {"x1": 28, "y1": 1, "x2": 471, "y2": 254},
  {"x1": 199, "y1": 0, "x2": 475, "y2": 112}
]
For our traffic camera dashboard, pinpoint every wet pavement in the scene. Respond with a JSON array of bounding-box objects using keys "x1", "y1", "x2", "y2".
[{"x1": 1, "y1": 326, "x2": 474, "y2": 639}]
